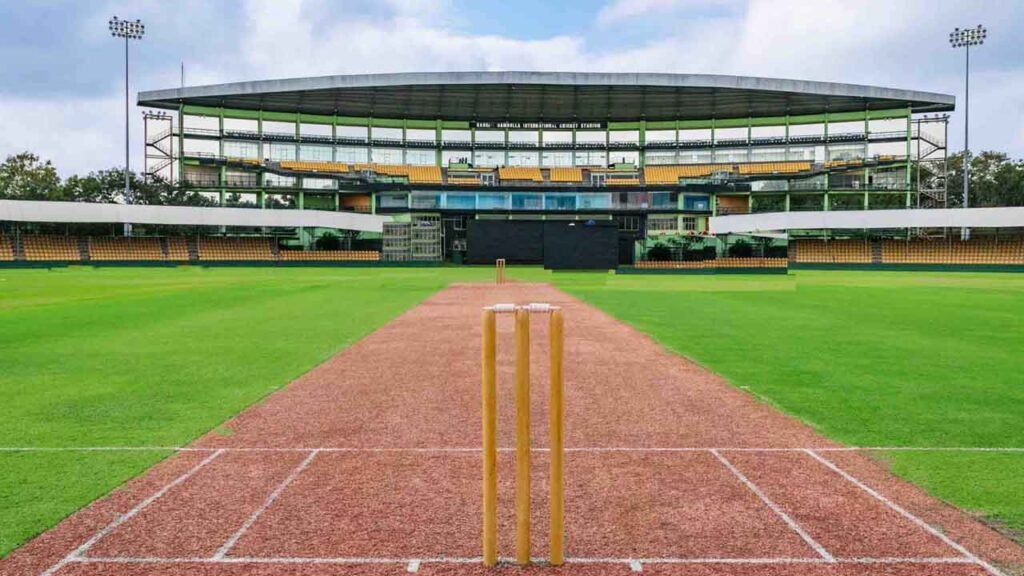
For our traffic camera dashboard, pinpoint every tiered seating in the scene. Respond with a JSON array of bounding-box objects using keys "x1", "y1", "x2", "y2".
[
  {"x1": 791, "y1": 239, "x2": 872, "y2": 263},
  {"x1": 737, "y1": 161, "x2": 811, "y2": 175},
  {"x1": 197, "y1": 238, "x2": 274, "y2": 261},
  {"x1": 279, "y1": 250, "x2": 380, "y2": 261},
  {"x1": 447, "y1": 175, "x2": 482, "y2": 186},
  {"x1": 0, "y1": 235, "x2": 13, "y2": 261},
  {"x1": 88, "y1": 237, "x2": 164, "y2": 261},
  {"x1": 498, "y1": 167, "x2": 543, "y2": 182},
  {"x1": 23, "y1": 235, "x2": 81, "y2": 261},
  {"x1": 167, "y1": 238, "x2": 191, "y2": 261},
  {"x1": 606, "y1": 177, "x2": 641, "y2": 186},
  {"x1": 548, "y1": 168, "x2": 583, "y2": 183},
  {"x1": 280, "y1": 161, "x2": 349, "y2": 173},
  {"x1": 882, "y1": 239, "x2": 1024, "y2": 265},
  {"x1": 635, "y1": 258, "x2": 787, "y2": 269},
  {"x1": 644, "y1": 164, "x2": 726, "y2": 184}
]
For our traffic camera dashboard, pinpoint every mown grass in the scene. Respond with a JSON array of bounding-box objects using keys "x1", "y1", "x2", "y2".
[
  {"x1": 547, "y1": 270, "x2": 1024, "y2": 542},
  {"x1": 0, "y1": 266, "x2": 495, "y2": 556},
  {"x1": 1, "y1": 266, "x2": 1021, "y2": 554}
]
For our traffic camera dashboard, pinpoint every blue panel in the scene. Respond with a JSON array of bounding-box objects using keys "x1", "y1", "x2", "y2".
[
  {"x1": 446, "y1": 193, "x2": 476, "y2": 210},
  {"x1": 683, "y1": 194, "x2": 711, "y2": 211},
  {"x1": 477, "y1": 193, "x2": 508, "y2": 210},
  {"x1": 511, "y1": 193, "x2": 543, "y2": 210}
]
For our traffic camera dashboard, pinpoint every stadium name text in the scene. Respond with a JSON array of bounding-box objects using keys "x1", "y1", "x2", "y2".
[{"x1": 471, "y1": 121, "x2": 605, "y2": 130}]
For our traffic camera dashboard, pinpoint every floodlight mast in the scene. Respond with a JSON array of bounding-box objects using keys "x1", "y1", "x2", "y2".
[
  {"x1": 109, "y1": 17, "x2": 145, "y2": 236},
  {"x1": 949, "y1": 24, "x2": 986, "y2": 239}
]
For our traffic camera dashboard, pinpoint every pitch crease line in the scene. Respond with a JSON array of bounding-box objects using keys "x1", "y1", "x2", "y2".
[
  {"x1": 40, "y1": 449, "x2": 224, "y2": 576},
  {"x1": 214, "y1": 449, "x2": 320, "y2": 559},
  {"x1": 4, "y1": 445, "x2": 1024, "y2": 452},
  {"x1": 70, "y1": 555, "x2": 981, "y2": 565},
  {"x1": 711, "y1": 449, "x2": 835, "y2": 562},
  {"x1": 805, "y1": 449, "x2": 1006, "y2": 576}
]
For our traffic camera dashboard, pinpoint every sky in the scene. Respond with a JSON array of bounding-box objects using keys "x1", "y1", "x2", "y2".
[{"x1": 0, "y1": 0, "x2": 1021, "y2": 176}]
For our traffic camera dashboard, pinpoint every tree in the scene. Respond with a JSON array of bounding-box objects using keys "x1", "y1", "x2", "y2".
[
  {"x1": 945, "y1": 151, "x2": 1024, "y2": 208},
  {"x1": 0, "y1": 152, "x2": 62, "y2": 200}
]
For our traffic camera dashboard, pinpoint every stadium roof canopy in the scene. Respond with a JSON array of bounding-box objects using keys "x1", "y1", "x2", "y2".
[{"x1": 138, "y1": 72, "x2": 955, "y2": 122}]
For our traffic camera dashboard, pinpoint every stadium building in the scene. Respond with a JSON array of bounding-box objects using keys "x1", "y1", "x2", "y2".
[{"x1": 132, "y1": 72, "x2": 960, "y2": 267}]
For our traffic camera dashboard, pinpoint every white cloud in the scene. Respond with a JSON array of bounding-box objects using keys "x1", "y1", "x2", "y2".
[{"x1": 2, "y1": 0, "x2": 1022, "y2": 176}]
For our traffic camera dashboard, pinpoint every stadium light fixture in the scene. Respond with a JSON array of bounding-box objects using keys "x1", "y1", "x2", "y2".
[
  {"x1": 949, "y1": 24, "x2": 985, "y2": 237},
  {"x1": 109, "y1": 16, "x2": 145, "y2": 236}
]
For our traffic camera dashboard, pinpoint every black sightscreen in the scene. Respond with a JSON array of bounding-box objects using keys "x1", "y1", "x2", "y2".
[
  {"x1": 466, "y1": 220, "x2": 544, "y2": 264},
  {"x1": 543, "y1": 220, "x2": 618, "y2": 270}
]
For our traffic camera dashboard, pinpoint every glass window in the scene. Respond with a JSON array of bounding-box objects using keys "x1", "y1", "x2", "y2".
[
  {"x1": 223, "y1": 118, "x2": 257, "y2": 134},
  {"x1": 372, "y1": 148, "x2": 403, "y2": 164},
  {"x1": 575, "y1": 131, "x2": 606, "y2": 145},
  {"x1": 264, "y1": 173, "x2": 296, "y2": 188},
  {"x1": 478, "y1": 193, "x2": 508, "y2": 210},
  {"x1": 543, "y1": 131, "x2": 572, "y2": 145},
  {"x1": 714, "y1": 148, "x2": 748, "y2": 163},
  {"x1": 336, "y1": 146, "x2": 368, "y2": 164},
  {"x1": 829, "y1": 121, "x2": 864, "y2": 137},
  {"x1": 183, "y1": 114, "x2": 218, "y2": 131},
  {"x1": 511, "y1": 193, "x2": 543, "y2": 210},
  {"x1": 411, "y1": 192, "x2": 441, "y2": 209},
  {"x1": 406, "y1": 128, "x2": 435, "y2": 144},
  {"x1": 445, "y1": 193, "x2": 476, "y2": 210},
  {"x1": 751, "y1": 147, "x2": 787, "y2": 162},
  {"x1": 183, "y1": 138, "x2": 219, "y2": 157},
  {"x1": 509, "y1": 130, "x2": 539, "y2": 145},
  {"x1": 650, "y1": 192, "x2": 678, "y2": 209},
  {"x1": 442, "y1": 150, "x2": 472, "y2": 165},
  {"x1": 868, "y1": 141, "x2": 906, "y2": 159},
  {"x1": 645, "y1": 130, "x2": 675, "y2": 145},
  {"x1": 714, "y1": 127, "x2": 747, "y2": 144},
  {"x1": 541, "y1": 151, "x2": 572, "y2": 167},
  {"x1": 337, "y1": 125, "x2": 368, "y2": 140},
  {"x1": 789, "y1": 122, "x2": 825, "y2": 139},
  {"x1": 648, "y1": 216, "x2": 677, "y2": 232},
  {"x1": 268, "y1": 143, "x2": 296, "y2": 161},
  {"x1": 508, "y1": 151, "x2": 539, "y2": 166},
  {"x1": 608, "y1": 130, "x2": 638, "y2": 144},
  {"x1": 299, "y1": 144, "x2": 332, "y2": 161},
  {"x1": 679, "y1": 128, "x2": 712, "y2": 142},
  {"x1": 300, "y1": 123, "x2": 332, "y2": 138},
  {"x1": 608, "y1": 151, "x2": 639, "y2": 165},
  {"x1": 545, "y1": 193, "x2": 577, "y2": 211},
  {"x1": 682, "y1": 216, "x2": 698, "y2": 231},
  {"x1": 475, "y1": 130, "x2": 504, "y2": 144},
  {"x1": 574, "y1": 150, "x2": 607, "y2": 166},
  {"x1": 750, "y1": 125, "x2": 785, "y2": 141},
  {"x1": 224, "y1": 140, "x2": 259, "y2": 159},
  {"x1": 405, "y1": 149, "x2": 435, "y2": 166},
  {"x1": 678, "y1": 150, "x2": 712, "y2": 164},
  {"x1": 645, "y1": 151, "x2": 677, "y2": 165},
  {"x1": 868, "y1": 117, "x2": 908, "y2": 135},
  {"x1": 475, "y1": 150, "x2": 504, "y2": 167},
  {"x1": 683, "y1": 195, "x2": 710, "y2": 211},
  {"x1": 371, "y1": 127, "x2": 402, "y2": 142},
  {"x1": 786, "y1": 146, "x2": 815, "y2": 161},
  {"x1": 379, "y1": 193, "x2": 409, "y2": 208},
  {"x1": 302, "y1": 177, "x2": 335, "y2": 190},
  {"x1": 577, "y1": 193, "x2": 611, "y2": 209},
  {"x1": 442, "y1": 129, "x2": 471, "y2": 145},
  {"x1": 828, "y1": 144, "x2": 866, "y2": 161},
  {"x1": 264, "y1": 120, "x2": 296, "y2": 137}
]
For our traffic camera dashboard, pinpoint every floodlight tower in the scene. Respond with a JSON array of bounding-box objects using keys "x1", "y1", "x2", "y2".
[
  {"x1": 109, "y1": 16, "x2": 145, "y2": 236},
  {"x1": 949, "y1": 24, "x2": 985, "y2": 237}
]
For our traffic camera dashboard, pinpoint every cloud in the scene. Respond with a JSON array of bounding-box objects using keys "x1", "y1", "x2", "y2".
[{"x1": 1, "y1": 0, "x2": 1021, "y2": 176}]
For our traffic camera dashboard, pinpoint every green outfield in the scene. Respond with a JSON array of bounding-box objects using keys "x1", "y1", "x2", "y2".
[{"x1": 0, "y1": 267, "x2": 1021, "y2": 556}]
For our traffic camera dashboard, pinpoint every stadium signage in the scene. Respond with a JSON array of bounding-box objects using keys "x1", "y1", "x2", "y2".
[{"x1": 471, "y1": 121, "x2": 605, "y2": 130}]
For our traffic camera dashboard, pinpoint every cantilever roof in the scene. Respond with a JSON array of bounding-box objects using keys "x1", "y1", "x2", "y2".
[{"x1": 138, "y1": 72, "x2": 955, "y2": 122}]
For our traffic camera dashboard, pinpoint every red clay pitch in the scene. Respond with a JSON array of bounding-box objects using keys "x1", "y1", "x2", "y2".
[{"x1": 4, "y1": 283, "x2": 1022, "y2": 576}]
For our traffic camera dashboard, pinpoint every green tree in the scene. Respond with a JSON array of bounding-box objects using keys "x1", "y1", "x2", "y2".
[
  {"x1": 945, "y1": 151, "x2": 1024, "y2": 208},
  {"x1": 0, "y1": 152, "x2": 62, "y2": 200}
]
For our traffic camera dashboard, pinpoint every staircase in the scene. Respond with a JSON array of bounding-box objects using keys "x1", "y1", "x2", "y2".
[
  {"x1": 160, "y1": 238, "x2": 171, "y2": 260},
  {"x1": 187, "y1": 237, "x2": 200, "y2": 261},
  {"x1": 77, "y1": 237, "x2": 91, "y2": 262},
  {"x1": 871, "y1": 240, "x2": 883, "y2": 264},
  {"x1": 12, "y1": 234, "x2": 25, "y2": 260}
]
